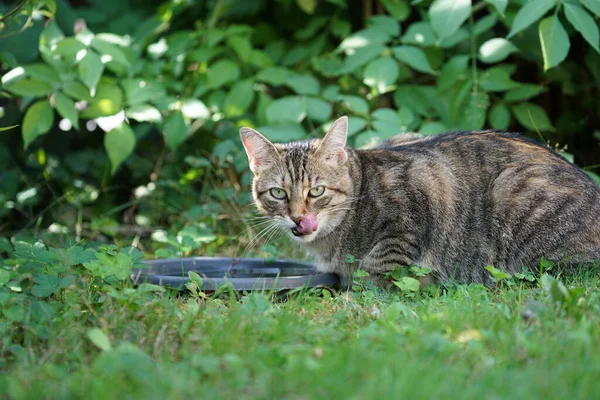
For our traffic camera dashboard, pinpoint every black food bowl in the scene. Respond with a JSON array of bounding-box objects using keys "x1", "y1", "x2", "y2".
[{"x1": 132, "y1": 257, "x2": 339, "y2": 291}]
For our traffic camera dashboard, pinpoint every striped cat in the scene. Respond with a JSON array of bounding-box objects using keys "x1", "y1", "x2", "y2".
[{"x1": 240, "y1": 116, "x2": 600, "y2": 287}]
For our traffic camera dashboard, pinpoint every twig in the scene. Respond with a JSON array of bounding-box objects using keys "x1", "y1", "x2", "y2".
[{"x1": 0, "y1": 0, "x2": 27, "y2": 24}]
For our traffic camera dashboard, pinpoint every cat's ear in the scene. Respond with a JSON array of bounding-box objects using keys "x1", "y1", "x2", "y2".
[
  {"x1": 240, "y1": 127, "x2": 279, "y2": 173},
  {"x1": 317, "y1": 116, "x2": 348, "y2": 164}
]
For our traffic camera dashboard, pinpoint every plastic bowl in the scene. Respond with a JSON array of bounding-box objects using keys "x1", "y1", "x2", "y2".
[{"x1": 131, "y1": 257, "x2": 339, "y2": 291}]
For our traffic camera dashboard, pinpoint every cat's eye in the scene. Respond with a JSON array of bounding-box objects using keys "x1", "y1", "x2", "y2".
[
  {"x1": 308, "y1": 186, "x2": 325, "y2": 197},
  {"x1": 269, "y1": 187, "x2": 287, "y2": 200}
]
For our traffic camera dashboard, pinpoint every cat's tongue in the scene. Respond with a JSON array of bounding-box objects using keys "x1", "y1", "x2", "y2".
[{"x1": 297, "y1": 213, "x2": 318, "y2": 235}]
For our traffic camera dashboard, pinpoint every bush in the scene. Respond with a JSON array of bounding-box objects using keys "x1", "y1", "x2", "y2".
[{"x1": 1, "y1": 0, "x2": 599, "y2": 237}]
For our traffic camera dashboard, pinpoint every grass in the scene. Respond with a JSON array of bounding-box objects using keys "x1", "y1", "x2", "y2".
[{"x1": 1, "y1": 236, "x2": 600, "y2": 399}]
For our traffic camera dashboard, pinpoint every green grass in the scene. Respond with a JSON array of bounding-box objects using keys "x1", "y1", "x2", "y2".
[{"x1": 2, "y1": 240, "x2": 600, "y2": 400}]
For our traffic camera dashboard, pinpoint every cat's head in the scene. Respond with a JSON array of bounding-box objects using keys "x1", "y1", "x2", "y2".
[{"x1": 240, "y1": 116, "x2": 353, "y2": 243}]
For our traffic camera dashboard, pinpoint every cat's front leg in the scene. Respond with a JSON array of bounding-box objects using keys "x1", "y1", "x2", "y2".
[{"x1": 355, "y1": 238, "x2": 419, "y2": 289}]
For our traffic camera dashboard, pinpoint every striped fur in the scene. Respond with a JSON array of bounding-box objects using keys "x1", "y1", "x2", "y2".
[{"x1": 240, "y1": 117, "x2": 600, "y2": 287}]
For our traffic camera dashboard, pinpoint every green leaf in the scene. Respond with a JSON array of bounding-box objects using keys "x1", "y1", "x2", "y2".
[
  {"x1": 564, "y1": 3, "x2": 599, "y2": 53},
  {"x1": 478, "y1": 38, "x2": 517, "y2": 63},
  {"x1": 394, "y1": 85, "x2": 436, "y2": 116},
  {"x1": 368, "y1": 15, "x2": 401, "y2": 36},
  {"x1": 90, "y1": 37, "x2": 131, "y2": 67},
  {"x1": 5, "y1": 79, "x2": 53, "y2": 97},
  {"x1": 296, "y1": 0, "x2": 317, "y2": 14},
  {"x1": 419, "y1": 121, "x2": 448, "y2": 135},
  {"x1": 122, "y1": 79, "x2": 165, "y2": 106},
  {"x1": 504, "y1": 84, "x2": 545, "y2": 102},
  {"x1": 437, "y1": 55, "x2": 470, "y2": 91},
  {"x1": 126, "y1": 104, "x2": 162, "y2": 123},
  {"x1": 86, "y1": 328, "x2": 112, "y2": 351},
  {"x1": 226, "y1": 36, "x2": 252, "y2": 62},
  {"x1": 81, "y1": 83, "x2": 123, "y2": 118},
  {"x1": 457, "y1": 92, "x2": 490, "y2": 130},
  {"x1": 392, "y1": 46, "x2": 434, "y2": 74},
  {"x1": 479, "y1": 66, "x2": 519, "y2": 92},
  {"x1": 0, "y1": 125, "x2": 18, "y2": 132},
  {"x1": 54, "y1": 92, "x2": 79, "y2": 130},
  {"x1": 104, "y1": 122, "x2": 136, "y2": 174},
  {"x1": 363, "y1": 56, "x2": 399, "y2": 93},
  {"x1": 507, "y1": 0, "x2": 556, "y2": 39},
  {"x1": 181, "y1": 99, "x2": 209, "y2": 120},
  {"x1": 257, "y1": 124, "x2": 307, "y2": 142},
  {"x1": 348, "y1": 117, "x2": 367, "y2": 137},
  {"x1": 339, "y1": 28, "x2": 389, "y2": 51},
  {"x1": 339, "y1": 95, "x2": 370, "y2": 115},
  {"x1": 428, "y1": 0, "x2": 472, "y2": 40},
  {"x1": 255, "y1": 67, "x2": 292, "y2": 85},
  {"x1": 23, "y1": 63, "x2": 59, "y2": 84},
  {"x1": 62, "y1": 81, "x2": 92, "y2": 101},
  {"x1": 188, "y1": 271, "x2": 204, "y2": 289},
  {"x1": 163, "y1": 112, "x2": 188, "y2": 151},
  {"x1": 489, "y1": 103, "x2": 510, "y2": 130},
  {"x1": 22, "y1": 100, "x2": 54, "y2": 149},
  {"x1": 340, "y1": 45, "x2": 385, "y2": 73},
  {"x1": 207, "y1": 59, "x2": 240, "y2": 89},
  {"x1": 224, "y1": 80, "x2": 255, "y2": 117},
  {"x1": 381, "y1": 0, "x2": 411, "y2": 21},
  {"x1": 67, "y1": 246, "x2": 96, "y2": 266},
  {"x1": 3, "y1": 303, "x2": 25, "y2": 322},
  {"x1": 78, "y1": 50, "x2": 104, "y2": 93},
  {"x1": 511, "y1": 102, "x2": 555, "y2": 132},
  {"x1": 394, "y1": 276, "x2": 420, "y2": 292},
  {"x1": 581, "y1": 0, "x2": 600, "y2": 17},
  {"x1": 32, "y1": 274, "x2": 61, "y2": 298},
  {"x1": 485, "y1": 0, "x2": 508, "y2": 16},
  {"x1": 372, "y1": 108, "x2": 406, "y2": 136},
  {"x1": 266, "y1": 96, "x2": 307, "y2": 124},
  {"x1": 307, "y1": 98, "x2": 332, "y2": 122},
  {"x1": 0, "y1": 269, "x2": 10, "y2": 286},
  {"x1": 286, "y1": 74, "x2": 320, "y2": 95},
  {"x1": 539, "y1": 16, "x2": 570, "y2": 71},
  {"x1": 402, "y1": 21, "x2": 436, "y2": 46}
]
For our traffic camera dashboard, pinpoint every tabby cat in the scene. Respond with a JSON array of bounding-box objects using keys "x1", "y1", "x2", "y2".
[{"x1": 240, "y1": 116, "x2": 600, "y2": 287}]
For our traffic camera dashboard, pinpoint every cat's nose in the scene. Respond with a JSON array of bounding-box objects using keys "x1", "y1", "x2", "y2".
[{"x1": 290, "y1": 216, "x2": 302, "y2": 226}]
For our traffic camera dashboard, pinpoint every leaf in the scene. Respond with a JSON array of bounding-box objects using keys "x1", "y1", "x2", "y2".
[
  {"x1": 23, "y1": 63, "x2": 59, "y2": 84},
  {"x1": 340, "y1": 45, "x2": 386, "y2": 73},
  {"x1": 5, "y1": 79, "x2": 53, "y2": 97},
  {"x1": 257, "y1": 124, "x2": 307, "y2": 141},
  {"x1": 581, "y1": 0, "x2": 600, "y2": 17},
  {"x1": 90, "y1": 37, "x2": 131, "y2": 66},
  {"x1": 392, "y1": 46, "x2": 434, "y2": 74},
  {"x1": 339, "y1": 95, "x2": 369, "y2": 114},
  {"x1": 126, "y1": 104, "x2": 162, "y2": 123},
  {"x1": 504, "y1": 84, "x2": 545, "y2": 102},
  {"x1": 363, "y1": 56, "x2": 399, "y2": 93},
  {"x1": 307, "y1": 98, "x2": 332, "y2": 122},
  {"x1": 296, "y1": 0, "x2": 317, "y2": 14},
  {"x1": 266, "y1": 96, "x2": 307, "y2": 124},
  {"x1": 0, "y1": 125, "x2": 18, "y2": 132},
  {"x1": 122, "y1": 79, "x2": 165, "y2": 106},
  {"x1": 188, "y1": 271, "x2": 204, "y2": 289},
  {"x1": 401, "y1": 21, "x2": 436, "y2": 46},
  {"x1": 419, "y1": 121, "x2": 448, "y2": 135},
  {"x1": 0, "y1": 269, "x2": 10, "y2": 286},
  {"x1": 437, "y1": 55, "x2": 470, "y2": 91},
  {"x1": 3, "y1": 303, "x2": 25, "y2": 322},
  {"x1": 22, "y1": 100, "x2": 54, "y2": 149},
  {"x1": 564, "y1": 3, "x2": 599, "y2": 53},
  {"x1": 394, "y1": 276, "x2": 420, "y2": 292},
  {"x1": 539, "y1": 16, "x2": 570, "y2": 71},
  {"x1": 207, "y1": 59, "x2": 240, "y2": 89},
  {"x1": 347, "y1": 117, "x2": 367, "y2": 137},
  {"x1": 286, "y1": 74, "x2": 320, "y2": 95},
  {"x1": 62, "y1": 81, "x2": 92, "y2": 101},
  {"x1": 223, "y1": 80, "x2": 254, "y2": 118},
  {"x1": 163, "y1": 112, "x2": 188, "y2": 151},
  {"x1": 255, "y1": 67, "x2": 292, "y2": 85},
  {"x1": 32, "y1": 274, "x2": 61, "y2": 298},
  {"x1": 14, "y1": 241, "x2": 57, "y2": 263},
  {"x1": 181, "y1": 99, "x2": 209, "y2": 120},
  {"x1": 381, "y1": 0, "x2": 411, "y2": 21},
  {"x1": 81, "y1": 83, "x2": 123, "y2": 118},
  {"x1": 428, "y1": 0, "x2": 472, "y2": 40},
  {"x1": 78, "y1": 50, "x2": 104, "y2": 93},
  {"x1": 86, "y1": 328, "x2": 112, "y2": 351},
  {"x1": 511, "y1": 102, "x2": 555, "y2": 132},
  {"x1": 507, "y1": 0, "x2": 556, "y2": 38},
  {"x1": 479, "y1": 66, "x2": 519, "y2": 92},
  {"x1": 368, "y1": 15, "x2": 401, "y2": 36},
  {"x1": 54, "y1": 92, "x2": 79, "y2": 130},
  {"x1": 104, "y1": 122, "x2": 136, "y2": 174},
  {"x1": 339, "y1": 28, "x2": 390, "y2": 51},
  {"x1": 478, "y1": 38, "x2": 517, "y2": 63},
  {"x1": 485, "y1": 0, "x2": 508, "y2": 16},
  {"x1": 460, "y1": 92, "x2": 490, "y2": 130},
  {"x1": 489, "y1": 103, "x2": 510, "y2": 130},
  {"x1": 67, "y1": 246, "x2": 97, "y2": 266}
]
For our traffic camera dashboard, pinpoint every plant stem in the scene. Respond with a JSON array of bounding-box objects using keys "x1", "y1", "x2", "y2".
[{"x1": 0, "y1": 0, "x2": 26, "y2": 23}]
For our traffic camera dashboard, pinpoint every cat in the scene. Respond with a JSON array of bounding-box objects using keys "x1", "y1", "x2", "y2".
[{"x1": 240, "y1": 116, "x2": 600, "y2": 288}]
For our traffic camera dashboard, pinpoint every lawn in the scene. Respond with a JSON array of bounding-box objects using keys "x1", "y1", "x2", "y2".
[{"x1": 1, "y1": 236, "x2": 599, "y2": 400}]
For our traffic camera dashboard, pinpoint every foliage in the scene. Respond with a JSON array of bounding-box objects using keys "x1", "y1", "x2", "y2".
[{"x1": 0, "y1": 0, "x2": 599, "y2": 237}]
